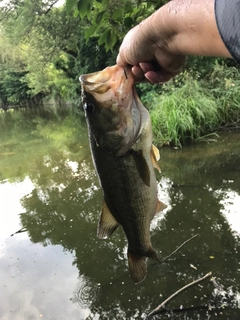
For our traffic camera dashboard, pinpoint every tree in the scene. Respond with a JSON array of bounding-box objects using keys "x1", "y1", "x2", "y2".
[
  {"x1": 65, "y1": 0, "x2": 169, "y2": 51},
  {"x1": 0, "y1": 1, "x2": 81, "y2": 104},
  {"x1": 0, "y1": 0, "x2": 125, "y2": 105}
]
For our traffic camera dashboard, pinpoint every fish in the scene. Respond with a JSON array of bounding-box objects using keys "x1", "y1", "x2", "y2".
[{"x1": 80, "y1": 65, "x2": 166, "y2": 283}]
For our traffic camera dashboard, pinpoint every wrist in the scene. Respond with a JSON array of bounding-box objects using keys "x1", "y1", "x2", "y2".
[{"x1": 146, "y1": 0, "x2": 231, "y2": 58}]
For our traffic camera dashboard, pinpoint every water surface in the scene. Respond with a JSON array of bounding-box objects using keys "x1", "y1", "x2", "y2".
[{"x1": 1, "y1": 113, "x2": 240, "y2": 319}]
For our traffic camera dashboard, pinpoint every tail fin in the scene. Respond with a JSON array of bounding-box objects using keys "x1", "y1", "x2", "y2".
[
  {"x1": 128, "y1": 252, "x2": 147, "y2": 284},
  {"x1": 128, "y1": 248, "x2": 159, "y2": 283}
]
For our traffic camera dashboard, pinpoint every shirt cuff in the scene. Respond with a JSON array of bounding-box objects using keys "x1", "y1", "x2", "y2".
[{"x1": 215, "y1": 0, "x2": 240, "y2": 63}]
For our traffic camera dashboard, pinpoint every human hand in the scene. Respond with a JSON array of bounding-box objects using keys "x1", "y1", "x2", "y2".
[
  {"x1": 116, "y1": 17, "x2": 186, "y2": 84},
  {"x1": 117, "y1": 0, "x2": 232, "y2": 84}
]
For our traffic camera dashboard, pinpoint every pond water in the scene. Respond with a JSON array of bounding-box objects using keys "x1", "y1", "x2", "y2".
[{"x1": 1, "y1": 112, "x2": 240, "y2": 320}]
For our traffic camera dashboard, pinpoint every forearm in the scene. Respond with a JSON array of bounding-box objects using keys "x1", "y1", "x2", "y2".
[{"x1": 146, "y1": 0, "x2": 232, "y2": 58}]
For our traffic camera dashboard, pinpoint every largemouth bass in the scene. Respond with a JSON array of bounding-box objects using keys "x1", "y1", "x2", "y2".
[{"x1": 80, "y1": 65, "x2": 166, "y2": 283}]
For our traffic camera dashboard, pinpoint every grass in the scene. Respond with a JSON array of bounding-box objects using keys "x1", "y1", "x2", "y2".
[
  {"x1": 148, "y1": 79, "x2": 219, "y2": 147},
  {"x1": 141, "y1": 63, "x2": 240, "y2": 147}
]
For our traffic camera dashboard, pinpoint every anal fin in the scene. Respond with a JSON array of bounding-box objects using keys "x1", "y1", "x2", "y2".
[{"x1": 97, "y1": 199, "x2": 119, "y2": 239}]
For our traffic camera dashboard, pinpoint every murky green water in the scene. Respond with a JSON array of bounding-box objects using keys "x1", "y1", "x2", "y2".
[{"x1": 1, "y1": 112, "x2": 240, "y2": 320}]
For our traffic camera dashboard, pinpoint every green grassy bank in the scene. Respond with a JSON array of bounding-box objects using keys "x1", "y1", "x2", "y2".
[
  {"x1": 1, "y1": 61, "x2": 240, "y2": 149},
  {"x1": 141, "y1": 62, "x2": 240, "y2": 147}
]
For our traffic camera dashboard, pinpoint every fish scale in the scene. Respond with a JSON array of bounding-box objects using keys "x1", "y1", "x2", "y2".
[{"x1": 94, "y1": 144, "x2": 156, "y2": 262}]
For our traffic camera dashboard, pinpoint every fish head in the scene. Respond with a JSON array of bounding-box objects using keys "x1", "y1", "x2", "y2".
[{"x1": 80, "y1": 65, "x2": 141, "y2": 156}]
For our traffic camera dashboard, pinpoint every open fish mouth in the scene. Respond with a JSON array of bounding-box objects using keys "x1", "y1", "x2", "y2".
[
  {"x1": 79, "y1": 65, "x2": 127, "y2": 84},
  {"x1": 80, "y1": 66, "x2": 133, "y2": 98}
]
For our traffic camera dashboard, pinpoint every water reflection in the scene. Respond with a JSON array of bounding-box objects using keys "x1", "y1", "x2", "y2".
[
  {"x1": 1, "y1": 237, "x2": 89, "y2": 320},
  {"x1": 216, "y1": 189, "x2": 240, "y2": 235},
  {"x1": 0, "y1": 178, "x2": 34, "y2": 245},
  {"x1": 1, "y1": 122, "x2": 240, "y2": 319}
]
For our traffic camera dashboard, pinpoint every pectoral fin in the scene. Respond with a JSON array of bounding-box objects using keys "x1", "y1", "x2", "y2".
[
  {"x1": 132, "y1": 150, "x2": 150, "y2": 187},
  {"x1": 151, "y1": 144, "x2": 161, "y2": 173},
  {"x1": 97, "y1": 199, "x2": 119, "y2": 239}
]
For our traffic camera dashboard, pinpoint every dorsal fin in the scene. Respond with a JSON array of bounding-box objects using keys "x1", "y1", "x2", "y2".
[
  {"x1": 152, "y1": 144, "x2": 160, "y2": 161},
  {"x1": 151, "y1": 144, "x2": 161, "y2": 173},
  {"x1": 97, "y1": 199, "x2": 119, "y2": 239},
  {"x1": 156, "y1": 200, "x2": 167, "y2": 213}
]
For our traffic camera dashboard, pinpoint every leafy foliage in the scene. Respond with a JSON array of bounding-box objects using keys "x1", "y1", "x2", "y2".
[
  {"x1": 0, "y1": 0, "x2": 118, "y2": 106},
  {"x1": 0, "y1": 0, "x2": 239, "y2": 146},
  {"x1": 65, "y1": 0, "x2": 168, "y2": 51}
]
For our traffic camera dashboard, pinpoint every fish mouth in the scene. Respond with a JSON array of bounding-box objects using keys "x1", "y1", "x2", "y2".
[
  {"x1": 79, "y1": 65, "x2": 133, "y2": 97},
  {"x1": 79, "y1": 65, "x2": 128, "y2": 84}
]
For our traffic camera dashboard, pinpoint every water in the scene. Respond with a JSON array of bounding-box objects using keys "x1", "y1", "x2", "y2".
[{"x1": 1, "y1": 113, "x2": 240, "y2": 320}]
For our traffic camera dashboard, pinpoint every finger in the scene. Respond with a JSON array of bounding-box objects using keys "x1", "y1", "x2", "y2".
[
  {"x1": 138, "y1": 61, "x2": 171, "y2": 83},
  {"x1": 132, "y1": 63, "x2": 173, "y2": 84},
  {"x1": 139, "y1": 62, "x2": 157, "y2": 73},
  {"x1": 116, "y1": 53, "x2": 128, "y2": 68},
  {"x1": 144, "y1": 70, "x2": 174, "y2": 84},
  {"x1": 131, "y1": 65, "x2": 145, "y2": 82}
]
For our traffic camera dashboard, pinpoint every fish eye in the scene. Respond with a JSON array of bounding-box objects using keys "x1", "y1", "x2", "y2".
[{"x1": 83, "y1": 102, "x2": 95, "y2": 113}]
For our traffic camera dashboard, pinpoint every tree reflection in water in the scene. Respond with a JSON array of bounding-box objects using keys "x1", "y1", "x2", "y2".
[{"x1": 10, "y1": 129, "x2": 240, "y2": 319}]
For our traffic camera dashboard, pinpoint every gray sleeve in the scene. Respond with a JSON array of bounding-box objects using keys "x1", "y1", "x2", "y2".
[{"x1": 215, "y1": 0, "x2": 240, "y2": 63}]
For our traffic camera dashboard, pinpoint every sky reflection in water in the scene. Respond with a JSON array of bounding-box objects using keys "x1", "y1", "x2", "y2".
[{"x1": 0, "y1": 179, "x2": 92, "y2": 320}]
